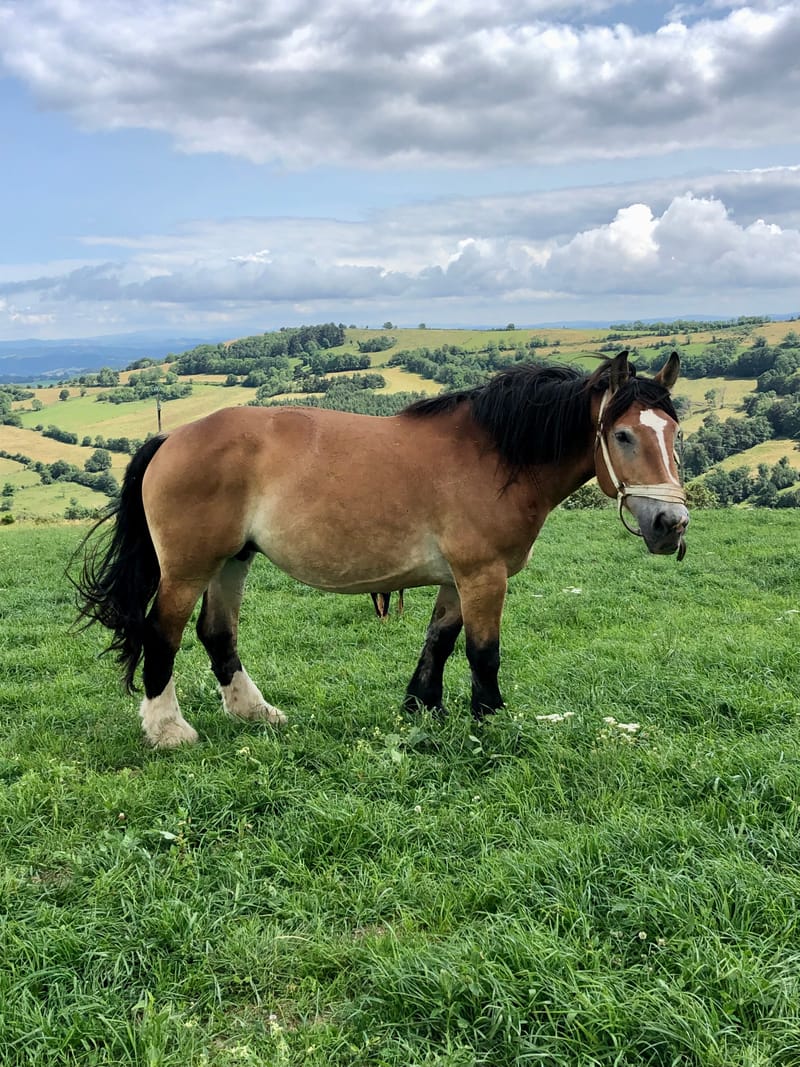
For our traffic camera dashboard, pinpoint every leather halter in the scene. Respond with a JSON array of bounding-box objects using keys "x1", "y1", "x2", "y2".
[{"x1": 595, "y1": 389, "x2": 687, "y2": 555}]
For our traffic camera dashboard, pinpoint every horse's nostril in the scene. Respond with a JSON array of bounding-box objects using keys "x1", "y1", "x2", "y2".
[
  {"x1": 654, "y1": 510, "x2": 670, "y2": 535},
  {"x1": 654, "y1": 509, "x2": 688, "y2": 536}
]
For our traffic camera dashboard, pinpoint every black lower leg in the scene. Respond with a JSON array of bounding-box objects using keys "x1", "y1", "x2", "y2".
[
  {"x1": 196, "y1": 595, "x2": 242, "y2": 687},
  {"x1": 141, "y1": 609, "x2": 177, "y2": 699},
  {"x1": 466, "y1": 636, "x2": 503, "y2": 720},
  {"x1": 405, "y1": 618, "x2": 462, "y2": 713}
]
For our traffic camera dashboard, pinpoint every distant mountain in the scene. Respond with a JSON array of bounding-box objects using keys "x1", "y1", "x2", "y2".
[{"x1": 0, "y1": 332, "x2": 230, "y2": 382}]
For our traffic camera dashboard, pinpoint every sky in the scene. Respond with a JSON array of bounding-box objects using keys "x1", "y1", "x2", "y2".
[{"x1": 0, "y1": 0, "x2": 798, "y2": 342}]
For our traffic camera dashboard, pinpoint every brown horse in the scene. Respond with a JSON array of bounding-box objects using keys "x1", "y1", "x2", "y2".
[{"x1": 74, "y1": 351, "x2": 688, "y2": 748}]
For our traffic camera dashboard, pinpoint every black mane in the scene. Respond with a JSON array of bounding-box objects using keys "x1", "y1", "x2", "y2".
[{"x1": 403, "y1": 359, "x2": 677, "y2": 478}]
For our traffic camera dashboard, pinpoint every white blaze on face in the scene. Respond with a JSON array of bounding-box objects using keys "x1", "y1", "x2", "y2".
[{"x1": 639, "y1": 409, "x2": 679, "y2": 484}]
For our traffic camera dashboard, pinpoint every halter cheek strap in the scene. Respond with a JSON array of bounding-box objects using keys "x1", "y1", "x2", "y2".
[{"x1": 595, "y1": 389, "x2": 687, "y2": 540}]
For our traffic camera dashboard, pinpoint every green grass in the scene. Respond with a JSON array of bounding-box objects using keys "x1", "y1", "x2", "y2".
[
  {"x1": 1, "y1": 511, "x2": 799, "y2": 1065},
  {"x1": 717, "y1": 439, "x2": 800, "y2": 472},
  {"x1": 16, "y1": 383, "x2": 256, "y2": 439}
]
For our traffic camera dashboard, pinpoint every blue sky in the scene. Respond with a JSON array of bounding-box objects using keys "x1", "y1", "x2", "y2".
[{"x1": 0, "y1": 0, "x2": 798, "y2": 340}]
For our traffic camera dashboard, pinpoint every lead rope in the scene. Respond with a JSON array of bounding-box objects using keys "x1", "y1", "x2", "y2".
[{"x1": 595, "y1": 390, "x2": 688, "y2": 559}]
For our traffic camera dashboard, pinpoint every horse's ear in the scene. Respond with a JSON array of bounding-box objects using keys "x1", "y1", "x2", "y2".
[
  {"x1": 654, "y1": 350, "x2": 680, "y2": 391},
  {"x1": 607, "y1": 350, "x2": 631, "y2": 394}
]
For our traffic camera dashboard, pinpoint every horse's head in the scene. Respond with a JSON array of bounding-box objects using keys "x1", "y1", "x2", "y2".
[{"x1": 593, "y1": 350, "x2": 689, "y2": 558}]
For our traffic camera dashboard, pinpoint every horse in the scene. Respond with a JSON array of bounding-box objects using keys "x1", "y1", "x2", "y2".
[
  {"x1": 371, "y1": 590, "x2": 405, "y2": 619},
  {"x1": 73, "y1": 350, "x2": 688, "y2": 748}
]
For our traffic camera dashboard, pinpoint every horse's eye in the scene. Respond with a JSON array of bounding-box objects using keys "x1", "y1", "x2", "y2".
[{"x1": 614, "y1": 430, "x2": 633, "y2": 445}]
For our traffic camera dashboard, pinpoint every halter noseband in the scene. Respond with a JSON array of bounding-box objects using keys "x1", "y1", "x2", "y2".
[{"x1": 595, "y1": 389, "x2": 687, "y2": 555}]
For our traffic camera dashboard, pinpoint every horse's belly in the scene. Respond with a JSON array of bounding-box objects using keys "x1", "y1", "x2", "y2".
[{"x1": 250, "y1": 511, "x2": 453, "y2": 593}]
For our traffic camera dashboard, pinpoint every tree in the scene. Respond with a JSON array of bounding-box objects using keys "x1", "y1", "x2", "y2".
[
  {"x1": 84, "y1": 448, "x2": 113, "y2": 473},
  {"x1": 59, "y1": 388, "x2": 70, "y2": 401},
  {"x1": 770, "y1": 457, "x2": 799, "y2": 490},
  {"x1": 685, "y1": 479, "x2": 719, "y2": 508},
  {"x1": 96, "y1": 366, "x2": 120, "y2": 386}
]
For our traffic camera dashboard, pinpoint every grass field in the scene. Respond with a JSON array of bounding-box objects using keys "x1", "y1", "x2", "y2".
[
  {"x1": 1, "y1": 511, "x2": 799, "y2": 1065},
  {"x1": 16, "y1": 383, "x2": 256, "y2": 440},
  {"x1": 673, "y1": 377, "x2": 758, "y2": 431},
  {"x1": 718, "y1": 439, "x2": 800, "y2": 471}
]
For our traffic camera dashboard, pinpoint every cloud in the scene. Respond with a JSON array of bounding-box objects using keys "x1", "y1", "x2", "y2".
[
  {"x1": 546, "y1": 192, "x2": 800, "y2": 293},
  {"x1": 4, "y1": 175, "x2": 800, "y2": 328},
  {"x1": 0, "y1": 297, "x2": 54, "y2": 326},
  {"x1": 1, "y1": 0, "x2": 797, "y2": 168}
]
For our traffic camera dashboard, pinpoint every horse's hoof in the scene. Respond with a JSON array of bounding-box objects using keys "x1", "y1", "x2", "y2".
[
  {"x1": 250, "y1": 703, "x2": 288, "y2": 726},
  {"x1": 147, "y1": 718, "x2": 199, "y2": 749},
  {"x1": 471, "y1": 703, "x2": 503, "y2": 722},
  {"x1": 403, "y1": 695, "x2": 447, "y2": 719}
]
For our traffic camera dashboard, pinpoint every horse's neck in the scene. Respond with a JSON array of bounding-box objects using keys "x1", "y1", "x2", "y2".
[{"x1": 521, "y1": 437, "x2": 596, "y2": 511}]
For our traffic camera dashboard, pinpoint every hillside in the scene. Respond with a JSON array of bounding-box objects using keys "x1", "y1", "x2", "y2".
[{"x1": 1, "y1": 319, "x2": 799, "y2": 520}]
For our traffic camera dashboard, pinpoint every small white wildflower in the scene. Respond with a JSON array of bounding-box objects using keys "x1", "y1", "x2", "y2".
[
  {"x1": 562, "y1": 586, "x2": 582, "y2": 594},
  {"x1": 638, "y1": 931, "x2": 647, "y2": 940},
  {"x1": 472, "y1": 795, "x2": 481, "y2": 803},
  {"x1": 413, "y1": 804, "x2": 422, "y2": 814},
  {"x1": 617, "y1": 722, "x2": 641, "y2": 734},
  {"x1": 236, "y1": 746, "x2": 251, "y2": 756},
  {"x1": 536, "y1": 711, "x2": 576, "y2": 723},
  {"x1": 602, "y1": 716, "x2": 617, "y2": 725}
]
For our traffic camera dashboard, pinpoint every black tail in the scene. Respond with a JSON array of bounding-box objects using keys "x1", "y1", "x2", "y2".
[{"x1": 70, "y1": 435, "x2": 167, "y2": 692}]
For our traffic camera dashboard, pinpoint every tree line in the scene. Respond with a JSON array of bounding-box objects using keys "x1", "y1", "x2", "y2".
[
  {"x1": 0, "y1": 448, "x2": 119, "y2": 499},
  {"x1": 169, "y1": 323, "x2": 347, "y2": 377}
]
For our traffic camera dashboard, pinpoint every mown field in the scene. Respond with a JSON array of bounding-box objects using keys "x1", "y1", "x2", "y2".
[{"x1": 1, "y1": 511, "x2": 799, "y2": 1066}]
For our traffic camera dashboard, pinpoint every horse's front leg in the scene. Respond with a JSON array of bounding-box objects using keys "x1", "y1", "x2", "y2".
[
  {"x1": 457, "y1": 564, "x2": 507, "y2": 720},
  {"x1": 404, "y1": 583, "x2": 462, "y2": 715},
  {"x1": 196, "y1": 554, "x2": 286, "y2": 727}
]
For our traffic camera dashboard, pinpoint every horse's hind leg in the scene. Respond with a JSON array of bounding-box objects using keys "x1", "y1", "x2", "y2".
[
  {"x1": 140, "y1": 578, "x2": 206, "y2": 748},
  {"x1": 404, "y1": 584, "x2": 463, "y2": 714},
  {"x1": 196, "y1": 554, "x2": 286, "y2": 726}
]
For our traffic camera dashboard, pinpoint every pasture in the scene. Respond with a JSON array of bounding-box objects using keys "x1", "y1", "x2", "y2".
[{"x1": 1, "y1": 510, "x2": 799, "y2": 1065}]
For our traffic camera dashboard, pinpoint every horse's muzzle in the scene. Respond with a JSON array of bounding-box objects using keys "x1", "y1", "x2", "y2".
[{"x1": 626, "y1": 498, "x2": 690, "y2": 556}]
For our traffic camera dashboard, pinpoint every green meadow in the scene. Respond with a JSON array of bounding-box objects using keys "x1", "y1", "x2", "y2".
[{"x1": 1, "y1": 510, "x2": 799, "y2": 1065}]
